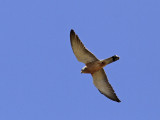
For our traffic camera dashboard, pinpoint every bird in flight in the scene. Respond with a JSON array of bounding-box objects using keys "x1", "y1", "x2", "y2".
[{"x1": 70, "y1": 29, "x2": 121, "y2": 102}]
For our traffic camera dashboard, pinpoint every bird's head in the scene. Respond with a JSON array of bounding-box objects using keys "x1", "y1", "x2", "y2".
[{"x1": 81, "y1": 66, "x2": 88, "y2": 73}]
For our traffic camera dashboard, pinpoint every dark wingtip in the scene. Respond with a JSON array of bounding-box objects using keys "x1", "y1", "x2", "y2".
[
  {"x1": 70, "y1": 29, "x2": 75, "y2": 34},
  {"x1": 70, "y1": 29, "x2": 75, "y2": 40},
  {"x1": 98, "y1": 90, "x2": 121, "y2": 103},
  {"x1": 116, "y1": 99, "x2": 121, "y2": 103}
]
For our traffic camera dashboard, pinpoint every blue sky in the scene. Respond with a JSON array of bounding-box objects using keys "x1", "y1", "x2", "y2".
[{"x1": 0, "y1": 0, "x2": 160, "y2": 120}]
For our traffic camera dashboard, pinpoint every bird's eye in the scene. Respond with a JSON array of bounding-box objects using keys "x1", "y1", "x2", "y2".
[{"x1": 101, "y1": 62, "x2": 104, "y2": 64}]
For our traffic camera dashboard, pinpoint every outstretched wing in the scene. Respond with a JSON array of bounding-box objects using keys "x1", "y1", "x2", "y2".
[
  {"x1": 92, "y1": 69, "x2": 121, "y2": 102},
  {"x1": 70, "y1": 29, "x2": 98, "y2": 64}
]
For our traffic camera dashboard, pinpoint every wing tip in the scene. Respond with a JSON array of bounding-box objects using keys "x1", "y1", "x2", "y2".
[
  {"x1": 70, "y1": 29, "x2": 76, "y2": 41},
  {"x1": 98, "y1": 90, "x2": 121, "y2": 103},
  {"x1": 70, "y1": 29, "x2": 75, "y2": 35},
  {"x1": 109, "y1": 97, "x2": 121, "y2": 103},
  {"x1": 108, "y1": 97, "x2": 121, "y2": 103},
  {"x1": 116, "y1": 98, "x2": 121, "y2": 103}
]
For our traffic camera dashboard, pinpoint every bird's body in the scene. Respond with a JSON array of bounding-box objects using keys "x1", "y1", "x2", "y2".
[
  {"x1": 81, "y1": 56, "x2": 120, "y2": 74},
  {"x1": 70, "y1": 29, "x2": 121, "y2": 102},
  {"x1": 81, "y1": 60, "x2": 102, "y2": 74}
]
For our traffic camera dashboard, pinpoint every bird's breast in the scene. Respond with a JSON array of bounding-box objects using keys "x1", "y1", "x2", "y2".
[{"x1": 85, "y1": 61, "x2": 103, "y2": 73}]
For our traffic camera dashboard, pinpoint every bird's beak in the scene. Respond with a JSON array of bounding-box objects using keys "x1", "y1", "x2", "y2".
[{"x1": 80, "y1": 71, "x2": 83, "y2": 74}]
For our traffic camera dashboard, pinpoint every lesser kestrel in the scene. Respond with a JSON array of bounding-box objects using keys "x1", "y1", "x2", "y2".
[{"x1": 70, "y1": 29, "x2": 121, "y2": 102}]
